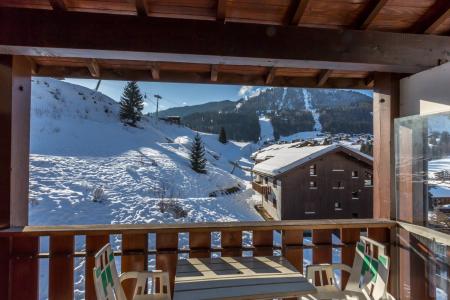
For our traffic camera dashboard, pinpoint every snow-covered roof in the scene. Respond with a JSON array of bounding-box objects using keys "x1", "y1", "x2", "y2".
[
  {"x1": 430, "y1": 186, "x2": 450, "y2": 198},
  {"x1": 253, "y1": 144, "x2": 372, "y2": 176}
]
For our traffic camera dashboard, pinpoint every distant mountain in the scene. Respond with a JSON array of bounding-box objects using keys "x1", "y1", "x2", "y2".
[
  {"x1": 159, "y1": 87, "x2": 373, "y2": 142},
  {"x1": 158, "y1": 100, "x2": 237, "y2": 117}
]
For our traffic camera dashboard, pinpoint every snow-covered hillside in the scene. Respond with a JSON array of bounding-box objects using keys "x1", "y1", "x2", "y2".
[
  {"x1": 30, "y1": 78, "x2": 263, "y2": 299},
  {"x1": 30, "y1": 78, "x2": 260, "y2": 226}
]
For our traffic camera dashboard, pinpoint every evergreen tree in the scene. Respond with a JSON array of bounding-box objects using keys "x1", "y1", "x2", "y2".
[
  {"x1": 119, "y1": 81, "x2": 144, "y2": 127},
  {"x1": 218, "y1": 127, "x2": 227, "y2": 144},
  {"x1": 190, "y1": 133, "x2": 207, "y2": 173}
]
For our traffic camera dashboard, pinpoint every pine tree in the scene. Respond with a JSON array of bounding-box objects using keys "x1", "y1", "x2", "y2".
[
  {"x1": 218, "y1": 127, "x2": 227, "y2": 144},
  {"x1": 190, "y1": 133, "x2": 207, "y2": 174},
  {"x1": 119, "y1": 81, "x2": 144, "y2": 127}
]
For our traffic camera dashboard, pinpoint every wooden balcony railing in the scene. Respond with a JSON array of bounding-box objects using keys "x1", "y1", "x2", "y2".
[
  {"x1": 0, "y1": 219, "x2": 396, "y2": 300},
  {"x1": 252, "y1": 181, "x2": 272, "y2": 195}
]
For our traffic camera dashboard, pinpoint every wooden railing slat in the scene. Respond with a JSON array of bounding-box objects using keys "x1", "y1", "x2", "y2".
[
  {"x1": 156, "y1": 232, "x2": 178, "y2": 297},
  {"x1": 49, "y1": 235, "x2": 74, "y2": 300},
  {"x1": 253, "y1": 230, "x2": 273, "y2": 256},
  {"x1": 312, "y1": 229, "x2": 333, "y2": 285},
  {"x1": 221, "y1": 230, "x2": 242, "y2": 257},
  {"x1": 85, "y1": 235, "x2": 109, "y2": 300},
  {"x1": 10, "y1": 236, "x2": 39, "y2": 300},
  {"x1": 340, "y1": 228, "x2": 361, "y2": 289},
  {"x1": 122, "y1": 233, "x2": 148, "y2": 299},
  {"x1": 189, "y1": 232, "x2": 211, "y2": 258},
  {"x1": 282, "y1": 230, "x2": 303, "y2": 272}
]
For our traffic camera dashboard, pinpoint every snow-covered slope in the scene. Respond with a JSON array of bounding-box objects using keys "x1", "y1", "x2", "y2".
[
  {"x1": 31, "y1": 78, "x2": 263, "y2": 299},
  {"x1": 30, "y1": 78, "x2": 260, "y2": 226}
]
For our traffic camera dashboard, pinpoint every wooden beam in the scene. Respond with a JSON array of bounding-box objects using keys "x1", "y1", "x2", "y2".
[
  {"x1": 365, "y1": 73, "x2": 374, "y2": 87},
  {"x1": 85, "y1": 235, "x2": 109, "y2": 300},
  {"x1": 26, "y1": 56, "x2": 39, "y2": 75},
  {"x1": 135, "y1": 0, "x2": 148, "y2": 17},
  {"x1": 87, "y1": 59, "x2": 100, "y2": 78},
  {"x1": 1, "y1": 8, "x2": 449, "y2": 74},
  {"x1": 33, "y1": 65, "x2": 376, "y2": 89},
  {"x1": 265, "y1": 67, "x2": 276, "y2": 85},
  {"x1": 49, "y1": 236, "x2": 74, "y2": 300},
  {"x1": 316, "y1": 69, "x2": 332, "y2": 87},
  {"x1": 353, "y1": 0, "x2": 388, "y2": 30},
  {"x1": 49, "y1": 0, "x2": 67, "y2": 11},
  {"x1": 122, "y1": 234, "x2": 148, "y2": 299},
  {"x1": 150, "y1": 63, "x2": 160, "y2": 80},
  {"x1": 0, "y1": 55, "x2": 31, "y2": 229},
  {"x1": 408, "y1": 0, "x2": 450, "y2": 34},
  {"x1": 216, "y1": 0, "x2": 226, "y2": 22},
  {"x1": 283, "y1": 0, "x2": 310, "y2": 25},
  {"x1": 210, "y1": 64, "x2": 218, "y2": 82}
]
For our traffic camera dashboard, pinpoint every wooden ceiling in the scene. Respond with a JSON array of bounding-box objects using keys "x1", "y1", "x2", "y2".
[{"x1": 2, "y1": 0, "x2": 450, "y2": 88}]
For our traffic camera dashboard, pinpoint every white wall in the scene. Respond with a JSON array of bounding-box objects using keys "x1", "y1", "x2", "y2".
[{"x1": 400, "y1": 62, "x2": 450, "y2": 117}]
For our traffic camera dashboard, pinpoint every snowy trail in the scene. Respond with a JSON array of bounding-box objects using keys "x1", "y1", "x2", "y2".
[
  {"x1": 303, "y1": 89, "x2": 322, "y2": 132},
  {"x1": 258, "y1": 116, "x2": 274, "y2": 143}
]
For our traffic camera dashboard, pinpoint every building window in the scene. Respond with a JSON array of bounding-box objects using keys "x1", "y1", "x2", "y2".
[
  {"x1": 352, "y1": 171, "x2": 359, "y2": 178},
  {"x1": 352, "y1": 191, "x2": 359, "y2": 199},
  {"x1": 364, "y1": 173, "x2": 373, "y2": 187},
  {"x1": 264, "y1": 177, "x2": 268, "y2": 184},
  {"x1": 273, "y1": 179, "x2": 278, "y2": 187},
  {"x1": 309, "y1": 164, "x2": 317, "y2": 176},
  {"x1": 335, "y1": 202, "x2": 342, "y2": 210},
  {"x1": 309, "y1": 181, "x2": 317, "y2": 189},
  {"x1": 333, "y1": 181, "x2": 344, "y2": 189},
  {"x1": 273, "y1": 197, "x2": 277, "y2": 208}
]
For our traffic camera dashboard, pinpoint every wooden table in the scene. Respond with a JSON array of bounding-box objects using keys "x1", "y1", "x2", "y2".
[{"x1": 173, "y1": 256, "x2": 316, "y2": 300}]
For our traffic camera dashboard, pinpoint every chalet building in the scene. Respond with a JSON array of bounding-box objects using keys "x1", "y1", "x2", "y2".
[{"x1": 252, "y1": 144, "x2": 373, "y2": 220}]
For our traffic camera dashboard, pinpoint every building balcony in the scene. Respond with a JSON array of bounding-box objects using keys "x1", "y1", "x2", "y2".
[
  {"x1": 1, "y1": 219, "x2": 448, "y2": 299},
  {"x1": 252, "y1": 181, "x2": 272, "y2": 195}
]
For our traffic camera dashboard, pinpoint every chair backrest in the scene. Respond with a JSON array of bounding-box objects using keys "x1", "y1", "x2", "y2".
[
  {"x1": 93, "y1": 243, "x2": 127, "y2": 300},
  {"x1": 346, "y1": 237, "x2": 390, "y2": 300}
]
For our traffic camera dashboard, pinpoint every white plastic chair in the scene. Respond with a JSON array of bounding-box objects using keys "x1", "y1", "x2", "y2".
[
  {"x1": 93, "y1": 243, "x2": 171, "y2": 300},
  {"x1": 304, "y1": 236, "x2": 392, "y2": 300}
]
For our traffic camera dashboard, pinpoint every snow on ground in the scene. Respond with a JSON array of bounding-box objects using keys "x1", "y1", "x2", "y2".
[
  {"x1": 280, "y1": 130, "x2": 322, "y2": 142},
  {"x1": 302, "y1": 89, "x2": 322, "y2": 132},
  {"x1": 29, "y1": 78, "x2": 263, "y2": 299},
  {"x1": 258, "y1": 116, "x2": 275, "y2": 143}
]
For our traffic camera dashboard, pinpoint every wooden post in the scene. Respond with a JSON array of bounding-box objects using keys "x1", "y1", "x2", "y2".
[
  {"x1": 0, "y1": 55, "x2": 31, "y2": 229},
  {"x1": 189, "y1": 232, "x2": 211, "y2": 258},
  {"x1": 282, "y1": 230, "x2": 303, "y2": 272},
  {"x1": 340, "y1": 228, "x2": 361, "y2": 289},
  {"x1": 373, "y1": 72, "x2": 400, "y2": 220},
  {"x1": 221, "y1": 231, "x2": 242, "y2": 257},
  {"x1": 253, "y1": 230, "x2": 273, "y2": 256},
  {"x1": 49, "y1": 236, "x2": 74, "y2": 300},
  {"x1": 122, "y1": 234, "x2": 148, "y2": 299},
  {"x1": 85, "y1": 235, "x2": 109, "y2": 300},
  {"x1": 156, "y1": 233, "x2": 178, "y2": 296},
  {"x1": 0, "y1": 55, "x2": 32, "y2": 300}
]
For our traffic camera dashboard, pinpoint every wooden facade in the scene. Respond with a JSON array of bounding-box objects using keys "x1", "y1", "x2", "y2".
[{"x1": 254, "y1": 147, "x2": 373, "y2": 220}]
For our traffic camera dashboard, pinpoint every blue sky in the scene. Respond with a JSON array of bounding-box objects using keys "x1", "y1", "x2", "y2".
[{"x1": 65, "y1": 78, "x2": 372, "y2": 114}]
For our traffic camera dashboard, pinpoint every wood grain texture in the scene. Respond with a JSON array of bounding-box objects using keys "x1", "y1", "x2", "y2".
[
  {"x1": 49, "y1": 236, "x2": 74, "y2": 300},
  {"x1": 189, "y1": 231, "x2": 211, "y2": 258},
  {"x1": 1, "y1": 8, "x2": 448, "y2": 74},
  {"x1": 156, "y1": 233, "x2": 178, "y2": 296},
  {"x1": 253, "y1": 230, "x2": 273, "y2": 256},
  {"x1": 10, "y1": 236, "x2": 39, "y2": 300},
  {"x1": 85, "y1": 235, "x2": 109, "y2": 300},
  {"x1": 282, "y1": 230, "x2": 303, "y2": 272},
  {"x1": 0, "y1": 219, "x2": 396, "y2": 236},
  {"x1": 373, "y1": 73, "x2": 400, "y2": 220},
  {"x1": 221, "y1": 230, "x2": 242, "y2": 257},
  {"x1": 340, "y1": 228, "x2": 361, "y2": 289},
  {"x1": 122, "y1": 233, "x2": 148, "y2": 299}
]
